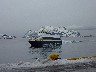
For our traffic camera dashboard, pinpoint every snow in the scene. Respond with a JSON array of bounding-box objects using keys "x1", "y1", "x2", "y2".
[
  {"x1": 23, "y1": 26, "x2": 81, "y2": 38},
  {"x1": 0, "y1": 57, "x2": 96, "y2": 72},
  {"x1": 0, "y1": 34, "x2": 16, "y2": 39}
]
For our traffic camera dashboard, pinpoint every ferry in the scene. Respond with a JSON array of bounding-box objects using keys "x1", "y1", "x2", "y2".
[{"x1": 28, "y1": 35, "x2": 62, "y2": 48}]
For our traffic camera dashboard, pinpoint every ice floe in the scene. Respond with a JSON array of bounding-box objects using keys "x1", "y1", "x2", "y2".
[{"x1": 62, "y1": 40, "x2": 83, "y2": 44}]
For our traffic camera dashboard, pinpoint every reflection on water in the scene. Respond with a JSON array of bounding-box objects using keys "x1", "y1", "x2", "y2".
[{"x1": 28, "y1": 45, "x2": 62, "y2": 60}]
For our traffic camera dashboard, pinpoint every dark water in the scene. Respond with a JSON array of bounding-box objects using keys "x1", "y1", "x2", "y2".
[{"x1": 0, "y1": 30, "x2": 96, "y2": 64}]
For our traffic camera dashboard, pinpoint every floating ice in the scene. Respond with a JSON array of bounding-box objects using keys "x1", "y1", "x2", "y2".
[{"x1": 62, "y1": 40, "x2": 83, "y2": 44}]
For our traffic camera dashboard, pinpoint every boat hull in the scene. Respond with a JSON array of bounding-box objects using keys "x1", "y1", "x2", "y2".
[{"x1": 28, "y1": 40, "x2": 62, "y2": 48}]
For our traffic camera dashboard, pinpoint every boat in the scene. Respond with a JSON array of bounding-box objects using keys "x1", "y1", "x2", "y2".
[{"x1": 28, "y1": 35, "x2": 62, "y2": 48}]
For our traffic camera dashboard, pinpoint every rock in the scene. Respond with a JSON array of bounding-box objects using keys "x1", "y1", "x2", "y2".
[{"x1": 0, "y1": 34, "x2": 16, "y2": 39}]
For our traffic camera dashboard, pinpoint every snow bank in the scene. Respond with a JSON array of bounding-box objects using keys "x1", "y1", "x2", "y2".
[{"x1": 0, "y1": 57, "x2": 96, "y2": 72}]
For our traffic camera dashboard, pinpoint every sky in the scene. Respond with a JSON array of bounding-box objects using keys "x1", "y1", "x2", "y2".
[{"x1": 0, "y1": 0, "x2": 96, "y2": 35}]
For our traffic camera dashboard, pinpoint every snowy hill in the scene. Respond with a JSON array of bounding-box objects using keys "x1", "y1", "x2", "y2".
[
  {"x1": 23, "y1": 26, "x2": 81, "y2": 38},
  {"x1": 22, "y1": 30, "x2": 33, "y2": 38},
  {"x1": 0, "y1": 34, "x2": 16, "y2": 39}
]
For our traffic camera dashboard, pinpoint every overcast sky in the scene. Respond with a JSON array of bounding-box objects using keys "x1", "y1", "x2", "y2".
[{"x1": 0, "y1": 0, "x2": 96, "y2": 34}]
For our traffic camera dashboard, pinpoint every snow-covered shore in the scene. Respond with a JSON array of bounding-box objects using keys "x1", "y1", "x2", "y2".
[{"x1": 0, "y1": 57, "x2": 96, "y2": 72}]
